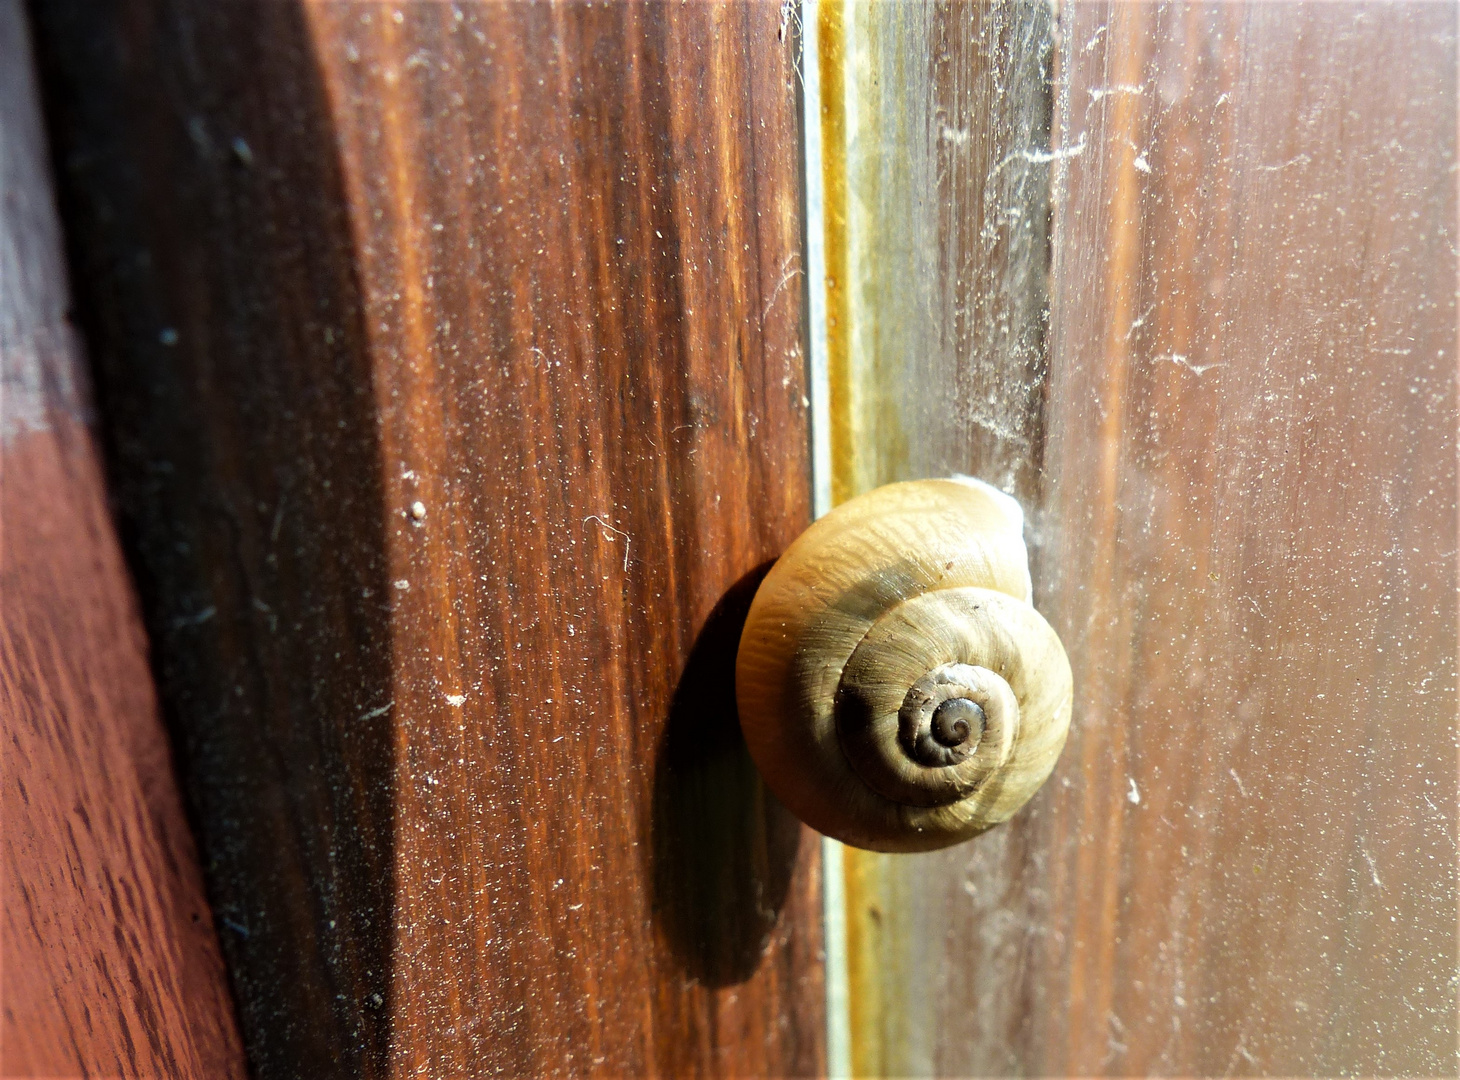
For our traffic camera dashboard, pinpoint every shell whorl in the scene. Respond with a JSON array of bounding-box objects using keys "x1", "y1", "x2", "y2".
[{"x1": 735, "y1": 478, "x2": 1073, "y2": 853}]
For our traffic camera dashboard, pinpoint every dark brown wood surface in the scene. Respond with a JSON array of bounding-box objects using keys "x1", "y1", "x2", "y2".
[
  {"x1": 29, "y1": 1, "x2": 824, "y2": 1076},
  {"x1": 0, "y1": 1, "x2": 246, "y2": 1074},
  {"x1": 827, "y1": 2, "x2": 1456, "y2": 1074}
]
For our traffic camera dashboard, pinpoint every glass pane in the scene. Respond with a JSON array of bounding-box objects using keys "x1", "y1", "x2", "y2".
[{"x1": 810, "y1": 2, "x2": 1458, "y2": 1073}]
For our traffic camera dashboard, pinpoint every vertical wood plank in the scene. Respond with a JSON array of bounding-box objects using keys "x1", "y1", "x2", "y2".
[
  {"x1": 0, "y1": 1, "x2": 246, "y2": 1075},
  {"x1": 29, "y1": 1, "x2": 823, "y2": 1075}
]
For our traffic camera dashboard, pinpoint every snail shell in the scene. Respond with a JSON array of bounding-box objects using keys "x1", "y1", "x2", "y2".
[{"x1": 735, "y1": 478, "x2": 1073, "y2": 853}]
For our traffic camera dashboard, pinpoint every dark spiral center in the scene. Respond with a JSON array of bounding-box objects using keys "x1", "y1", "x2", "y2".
[{"x1": 930, "y1": 697, "x2": 985, "y2": 749}]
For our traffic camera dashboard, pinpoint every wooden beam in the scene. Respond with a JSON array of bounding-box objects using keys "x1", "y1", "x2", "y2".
[{"x1": 29, "y1": 1, "x2": 824, "y2": 1075}]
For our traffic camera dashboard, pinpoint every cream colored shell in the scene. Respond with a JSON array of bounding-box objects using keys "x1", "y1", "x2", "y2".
[{"x1": 735, "y1": 478, "x2": 1073, "y2": 852}]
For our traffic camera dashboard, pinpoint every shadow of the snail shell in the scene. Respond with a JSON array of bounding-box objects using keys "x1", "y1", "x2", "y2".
[{"x1": 735, "y1": 478, "x2": 1073, "y2": 853}]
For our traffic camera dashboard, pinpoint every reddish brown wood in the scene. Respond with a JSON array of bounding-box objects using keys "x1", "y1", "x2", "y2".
[
  {"x1": 30, "y1": 1, "x2": 824, "y2": 1075},
  {"x1": 0, "y1": 1, "x2": 246, "y2": 1074}
]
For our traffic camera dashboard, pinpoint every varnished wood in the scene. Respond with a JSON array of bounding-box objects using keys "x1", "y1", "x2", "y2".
[
  {"x1": 823, "y1": 2, "x2": 1456, "y2": 1074},
  {"x1": 0, "y1": 1, "x2": 246, "y2": 1074},
  {"x1": 30, "y1": 1, "x2": 824, "y2": 1075}
]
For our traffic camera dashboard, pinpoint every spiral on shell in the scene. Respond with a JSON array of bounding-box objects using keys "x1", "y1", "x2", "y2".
[{"x1": 735, "y1": 478, "x2": 1073, "y2": 852}]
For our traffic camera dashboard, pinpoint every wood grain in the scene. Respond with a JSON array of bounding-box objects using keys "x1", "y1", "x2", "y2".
[
  {"x1": 29, "y1": 1, "x2": 824, "y2": 1075},
  {"x1": 823, "y1": 2, "x2": 1457, "y2": 1074},
  {"x1": 0, "y1": 1, "x2": 246, "y2": 1075}
]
